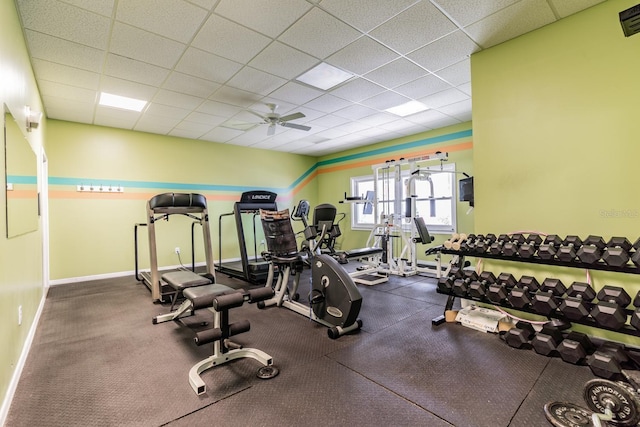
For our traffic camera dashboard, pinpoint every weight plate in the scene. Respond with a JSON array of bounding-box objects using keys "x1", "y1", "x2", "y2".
[
  {"x1": 583, "y1": 379, "x2": 640, "y2": 426},
  {"x1": 256, "y1": 365, "x2": 279, "y2": 379},
  {"x1": 544, "y1": 401, "x2": 596, "y2": 427}
]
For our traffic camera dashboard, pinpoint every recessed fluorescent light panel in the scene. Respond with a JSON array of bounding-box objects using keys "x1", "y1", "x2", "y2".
[
  {"x1": 385, "y1": 100, "x2": 428, "y2": 117},
  {"x1": 296, "y1": 62, "x2": 354, "y2": 91},
  {"x1": 99, "y1": 92, "x2": 147, "y2": 112}
]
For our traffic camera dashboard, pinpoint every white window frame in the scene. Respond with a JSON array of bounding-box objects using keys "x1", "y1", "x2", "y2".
[{"x1": 350, "y1": 163, "x2": 457, "y2": 234}]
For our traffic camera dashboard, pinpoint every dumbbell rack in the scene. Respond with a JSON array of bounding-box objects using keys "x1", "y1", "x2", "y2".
[{"x1": 434, "y1": 247, "x2": 640, "y2": 338}]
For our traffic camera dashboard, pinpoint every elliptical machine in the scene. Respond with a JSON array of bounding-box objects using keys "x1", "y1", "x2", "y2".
[{"x1": 257, "y1": 200, "x2": 363, "y2": 339}]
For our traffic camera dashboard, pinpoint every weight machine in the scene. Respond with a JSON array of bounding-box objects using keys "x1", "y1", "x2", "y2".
[{"x1": 361, "y1": 152, "x2": 459, "y2": 279}]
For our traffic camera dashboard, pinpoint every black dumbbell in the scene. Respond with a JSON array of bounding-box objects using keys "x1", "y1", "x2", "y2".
[
  {"x1": 632, "y1": 291, "x2": 640, "y2": 330},
  {"x1": 473, "y1": 233, "x2": 497, "y2": 254},
  {"x1": 590, "y1": 285, "x2": 632, "y2": 330},
  {"x1": 556, "y1": 235, "x2": 583, "y2": 262},
  {"x1": 586, "y1": 342, "x2": 629, "y2": 380},
  {"x1": 630, "y1": 237, "x2": 640, "y2": 267},
  {"x1": 537, "y1": 235, "x2": 562, "y2": 260},
  {"x1": 502, "y1": 234, "x2": 525, "y2": 257},
  {"x1": 517, "y1": 234, "x2": 543, "y2": 258},
  {"x1": 576, "y1": 235, "x2": 606, "y2": 264},
  {"x1": 468, "y1": 271, "x2": 496, "y2": 299},
  {"x1": 531, "y1": 321, "x2": 567, "y2": 356},
  {"x1": 507, "y1": 276, "x2": 540, "y2": 309},
  {"x1": 557, "y1": 331, "x2": 594, "y2": 364},
  {"x1": 531, "y1": 278, "x2": 566, "y2": 315},
  {"x1": 489, "y1": 234, "x2": 510, "y2": 255},
  {"x1": 486, "y1": 273, "x2": 517, "y2": 304},
  {"x1": 452, "y1": 270, "x2": 478, "y2": 297},
  {"x1": 602, "y1": 237, "x2": 632, "y2": 267},
  {"x1": 558, "y1": 282, "x2": 596, "y2": 321},
  {"x1": 504, "y1": 321, "x2": 536, "y2": 349},
  {"x1": 437, "y1": 277, "x2": 454, "y2": 293}
]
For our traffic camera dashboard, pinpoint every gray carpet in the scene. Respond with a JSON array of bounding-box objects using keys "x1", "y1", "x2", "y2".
[{"x1": 5, "y1": 270, "x2": 601, "y2": 426}]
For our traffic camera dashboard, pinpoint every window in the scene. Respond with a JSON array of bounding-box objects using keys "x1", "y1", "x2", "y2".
[{"x1": 350, "y1": 163, "x2": 456, "y2": 234}]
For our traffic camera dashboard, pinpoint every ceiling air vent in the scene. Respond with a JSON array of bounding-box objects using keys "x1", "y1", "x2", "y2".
[{"x1": 620, "y1": 3, "x2": 640, "y2": 37}]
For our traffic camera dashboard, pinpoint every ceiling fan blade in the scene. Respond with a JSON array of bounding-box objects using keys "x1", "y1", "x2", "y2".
[
  {"x1": 267, "y1": 124, "x2": 276, "y2": 136},
  {"x1": 278, "y1": 112, "x2": 305, "y2": 122},
  {"x1": 281, "y1": 122, "x2": 311, "y2": 131},
  {"x1": 247, "y1": 109, "x2": 266, "y2": 120}
]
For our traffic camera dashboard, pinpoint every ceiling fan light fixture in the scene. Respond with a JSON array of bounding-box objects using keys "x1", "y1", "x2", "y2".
[
  {"x1": 99, "y1": 92, "x2": 147, "y2": 112},
  {"x1": 296, "y1": 62, "x2": 354, "y2": 91},
  {"x1": 385, "y1": 100, "x2": 429, "y2": 117}
]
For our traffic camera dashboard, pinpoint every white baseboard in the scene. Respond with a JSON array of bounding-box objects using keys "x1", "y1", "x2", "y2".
[
  {"x1": 48, "y1": 259, "x2": 242, "y2": 286},
  {"x1": 0, "y1": 286, "x2": 48, "y2": 426}
]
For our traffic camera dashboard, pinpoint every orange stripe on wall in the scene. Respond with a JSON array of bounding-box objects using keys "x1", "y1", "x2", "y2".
[
  {"x1": 6, "y1": 190, "x2": 38, "y2": 199},
  {"x1": 317, "y1": 141, "x2": 473, "y2": 174}
]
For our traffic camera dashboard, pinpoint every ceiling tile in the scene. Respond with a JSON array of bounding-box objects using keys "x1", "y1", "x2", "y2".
[
  {"x1": 549, "y1": 0, "x2": 606, "y2": 19},
  {"x1": 226, "y1": 67, "x2": 287, "y2": 96},
  {"x1": 458, "y1": 82, "x2": 472, "y2": 96},
  {"x1": 94, "y1": 105, "x2": 141, "y2": 129},
  {"x1": 144, "y1": 103, "x2": 191, "y2": 120},
  {"x1": 431, "y1": 0, "x2": 520, "y2": 26},
  {"x1": 249, "y1": 42, "x2": 319, "y2": 80},
  {"x1": 175, "y1": 47, "x2": 243, "y2": 84},
  {"x1": 25, "y1": 30, "x2": 105, "y2": 73},
  {"x1": 31, "y1": 59, "x2": 100, "y2": 90},
  {"x1": 436, "y1": 58, "x2": 471, "y2": 86},
  {"x1": 357, "y1": 112, "x2": 401, "y2": 126},
  {"x1": 104, "y1": 54, "x2": 171, "y2": 87},
  {"x1": 393, "y1": 74, "x2": 451, "y2": 99},
  {"x1": 439, "y1": 99, "x2": 473, "y2": 121},
  {"x1": 214, "y1": 0, "x2": 312, "y2": 38},
  {"x1": 197, "y1": 100, "x2": 243, "y2": 117},
  {"x1": 58, "y1": 0, "x2": 115, "y2": 17},
  {"x1": 184, "y1": 111, "x2": 228, "y2": 126},
  {"x1": 116, "y1": 0, "x2": 208, "y2": 43},
  {"x1": 326, "y1": 36, "x2": 399, "y2": 75},
  {"x1": 329, "y1": 78, "x2": 386, "y2": 102},
  {"x1": 99, "y1": 76, "x2": 158, "y2": 101},
  {"x1": 192, "y1": 15, "x2": 272, "y2": 63},
  {"x1": 110, "y1": 22, "x2": 186, "y2": 69},
  {"x1": 17, "y1": 0, "x2": 110, "y2": 49},
  {"x1": 308, "y1": 114, "x2": 350, "y2": 128},
  {"x1": 465, "y1": 0, "x2": 557, "y2": 48},
  {"x1": 134, "y1": 114, "x2": 182, "y2": 134},
  {"x1": 409, "y1": 30, "x2": 480, "y2": 72},
  {"x1": 162, "y1": 72, "x2": 221, "y2": 98},
  {"x1": 333, "y1": 104, "x2": 379, "y2": 120},
  {"x1": 38, "y1": 80, "x2": 97, "y2": 103},
  {"x1": 303, "y1": 94, "x2": 352, "y2": 114},
  {"x1": 278, "y1": 8, "x2": 361, "y2": 59},
  {"x1": 200, "y1": 127, "x2": 244, "y2": 143},
  {"x1": 269, "y1": 82, "x2": 324, "y2": 105},
  {"x1": 360, "y1": 91, "x2": 410, "y2": 110},
  {"x1": 419, "y1": 88, "x2": 469, "y2": 108},
  {"x1": 363, "y1": 58, "x2": 429, "y2": 89},
  {"x1": 369, "y1": 1, "x2": 458, "y2": 54},
  {"x1": 319, "y1": 0, "x2": 419, "y2": 32},
  {"x1": 43, "y1": 96, "x2": 95, "y2": 123},
  {"x1": 152, "y1": 90, "x2": 205, "y2": 110},
  {"x1": 209, "y1": 86, "x2": 262, "y2": 107}
]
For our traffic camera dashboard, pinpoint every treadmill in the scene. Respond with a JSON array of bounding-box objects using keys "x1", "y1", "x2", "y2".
[{"x1": 217, "y1": 190, "x2": 277, "y2": 284}]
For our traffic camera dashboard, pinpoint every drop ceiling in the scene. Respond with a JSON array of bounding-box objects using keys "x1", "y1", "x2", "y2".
[{"x1": 15, "y1": 0, "x2": 605, "y2": 156}]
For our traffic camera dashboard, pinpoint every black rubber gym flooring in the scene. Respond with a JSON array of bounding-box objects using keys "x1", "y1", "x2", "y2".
[{"x1": 6, "y1": 269, "x2": 598, "y2": 426}]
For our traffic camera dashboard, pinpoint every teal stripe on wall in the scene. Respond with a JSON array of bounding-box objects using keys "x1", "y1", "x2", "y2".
[
  {"x1": 6, "y1": 175, "x2": 36, "y2": 184},
  {"x1": 318, "y1": 129, "x2": 472, "y2": 167}
]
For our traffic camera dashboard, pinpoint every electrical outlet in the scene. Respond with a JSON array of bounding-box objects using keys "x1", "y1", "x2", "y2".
[
  {"x1": 175, "y1": 247, "x2": 180, "y2": 254},
  {"x1": 18, "y1": 305, "x2": 22, "y2": 325}
]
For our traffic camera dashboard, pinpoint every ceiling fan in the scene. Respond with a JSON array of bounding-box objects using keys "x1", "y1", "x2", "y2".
[{"x1": 248, "y1": 103, "x2": 311, "y2": 136}]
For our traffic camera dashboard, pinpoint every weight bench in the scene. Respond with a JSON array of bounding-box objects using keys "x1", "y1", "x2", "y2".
[{"x1": 153, "y1": 270, "x2": 278, "y2": 395}]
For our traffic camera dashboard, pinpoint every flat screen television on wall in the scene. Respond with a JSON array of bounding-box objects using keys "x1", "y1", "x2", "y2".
[{"x1": 459, "y1": 177, "x2": 474, "y2": 207}]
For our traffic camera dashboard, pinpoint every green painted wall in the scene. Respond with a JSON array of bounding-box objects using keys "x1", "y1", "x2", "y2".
[
  {"x1": 317, "y1": 122, "x2": 474, "y2": 256},
  {"x1": 0, "y1": 0, "x2": 46, "y2": 416},
  {"x1": 472, "y1": 0, "x2": 640, "y2": 343},
  {"x1": 46, "y1": 120, "x2": 317, "y2": 281}
]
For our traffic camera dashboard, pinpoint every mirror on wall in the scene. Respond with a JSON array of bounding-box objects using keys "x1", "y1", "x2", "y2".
[{"x1": 4, "y1": 104, "x2": 38, "y2": 238}]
